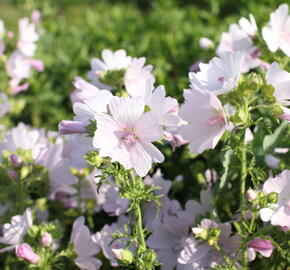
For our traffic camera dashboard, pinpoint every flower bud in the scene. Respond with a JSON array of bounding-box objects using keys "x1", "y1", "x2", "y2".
[
  {"x1": 192, "y1": 227, "x2": 208, "y2": 239},
  {"x1": 267, "y1": 192, "x2": 278, "y2": 204},
  {"x1": 248, "y1": 237, "x2": 275, "y2": 258},
  {"x1": 7, "y1": 169, "x2": 18, "y2": 180},
  {"x1": 199, "y1": 37, "x2": 214, "y2": 50},
  {"x1": 99, "y1": 69, "x2": 125, "y2": 87},
  {"x1": 41, "y1": 232, "x2": 53, "y2": 247},
  {"x1": 15, "y1": 243, "x2": 40, "y2": 264},
  {"x1": 112, "y1": 248, "x2": 133, "y2": 264},
  {"x1": 58, "y1": 120, "x2": 87, "y2": 135},
  {"x1": 10, "y1": 154, "x2": 22, "y2": 167},
  {"x1": 31, "y1": 10, "x2": 41, "y2": 25},
  {"x1": 143, "y1": 249, "x2": 157, "y2": 263},
  {"x1": 246, "y1": 189, "x2": 257, "y2": 201}
]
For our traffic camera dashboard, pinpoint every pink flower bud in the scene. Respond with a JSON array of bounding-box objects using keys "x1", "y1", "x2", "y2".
[
  {"x1": 265, "y1": 154, "x2": 280, "y2": 169},
  {"x1": 248, "y1": 237, "x2": 275, "y2": 258},
  {"x1": 7, "y1": 169, "x2": 18, "y2": 180},
  {"x1": 10, "y1": 154, "x2": 22, "y2": 167},
  {"x1": 192, "y1": 227, "x2": 204, "y2": 235},
  {"x1": 15, "y1": 243, "x2": 40, "y2": 264},
  {"x1": 10, "y1": 82, "x2": 30, "y2": 95},
  {"x1": 31, "y1": 10, "x2": 41, "y2": 25},
  {"x1": 41, "y1": 232, "x2": 52, "y2": 247},
  {"x1": 199, "y1": 37, "x2": 214, "y2": 50},
  {"x1": 28, "y1": 59, "x2": 44, "y2": 72},
  {"x1": 246, "y1": 189, "x2": 257, "y2": 201},
  {"x1": 112, "y1": 248, "x2": 123, "y2": 260},
  {"x1": 58, "y1": 120, "x2": 87, "y2": 135}
]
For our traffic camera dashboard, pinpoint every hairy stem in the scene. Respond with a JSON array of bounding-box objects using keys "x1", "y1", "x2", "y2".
[{"x1": 240, "y1": 138, "x2": 248, "y2": 268}]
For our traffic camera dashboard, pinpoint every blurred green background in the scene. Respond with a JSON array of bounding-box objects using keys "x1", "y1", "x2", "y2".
[{"x1": 0, "y1": 0, "x2": 285, "y2": 130}]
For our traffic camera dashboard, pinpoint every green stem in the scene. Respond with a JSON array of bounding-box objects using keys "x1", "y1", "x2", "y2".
[
  {"x1": 135, "y1": 203, "x2": 146, "y2": 250},
  {"x1": 131, "y1": 174, "x2": 146, "y2": 251},
  {"x1": 240, "y1": 138, "x2": 248, "y2": 269}
]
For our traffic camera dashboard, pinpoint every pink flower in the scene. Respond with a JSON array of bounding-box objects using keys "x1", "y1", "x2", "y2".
[
  {"x1": 28, "y1": 59, "x2": 44, "y2": 72},
  {"x1": 70, "y1": 217, "x2": 101, "y2": 270},
  {"x1": 92, "y1": 216, "x2": 130, "y2": 267},
  {"x1": 93, "y1": 96, "x2": 164, "y2": 177},
  {"x1": 179, "y1": 89, "x2": 227, "y2": 154},
  {"x1": 247, "y1": 237, "x2": 275, "y2": 262},
  {"x1": 40, "y1": 232, "x2": 53, "y2": 247},
  {"x1": 266, "y1": 62, "x2": 290, "y2": 107},
  {"x1": 88, "y1": 49, "x2": 131, "y2": 89},
  {"x1": 178, "y1": 219, "x2": 241, "y2": 269},
  {"x1": 216, "y1": 15, "x2": 263, "y2": 73},
  {"x1": 164, "y1": 130, "x2": 188, "y2": 150},
  {"x1": 260, "y1": 170, "x2": 290, "y2": 227},
  {"x1": 17, "y1": 18, "x2": 39, "y2": 57},
  {"x1": 71, "y1": 77, "x2": 101, "y2": 103},
  {"x1": 15, "y1": 243, "x2": 40, "y2": 264},
  {"x1": 31, "y1": 10, "x2": 41, "y2": 25},
  {"x1": 189, "y1": 52, "x2": 244, "y2": 95},
  {"x1": 58, "y1": 121, "x2": 87, "y2": 135},
  {"x1": 142, "y1": 83, "x2": 180, "y2": 127},
  {"x1": 124, "y1": 57, "x2": 155, "y2": 96},
  {"x1": 262, "y1": 4, "x2": 290, "y2": 57}
]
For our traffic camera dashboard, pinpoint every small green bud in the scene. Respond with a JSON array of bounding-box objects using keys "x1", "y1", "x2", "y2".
[
  {"x1": 192, "y1": 227, "x2": 208, "y2": 239},
  {"x1": 112, "y1": 248, "x2": 134, "y2": 264},
  {"x1": 143, "y1": 249, "x2": 157, "y2": 263},
  {"x1": 267, "y1": 192, "x2": 278, "y2": 204},
  {"x1": 259, "y1": 194, "x2": 268, "y2": 208},
  {"x1": 270, "y1": 105, "x2": 283, "y2": 117},
  {"x1": 99, "y1": 68, "x2": 126, "y2": 88},
  {"x1": 85, "y1": 151, "x2": 102, "y2": 167},
  {"x1": 86, "y1": 119, "x2": 97, "y2": 137},
  {"x1": 28, "y1": 225, "x2": 39, "y2": 238},
  {"x1": 262, "y1": 84, "x2": 276, "y2": 103},
  {"x1": 144, "y1": 105, "x2": 151, "y2": 112},
  {"x1": 20, "y1": 166, "x2": 30, "y2": 179}
]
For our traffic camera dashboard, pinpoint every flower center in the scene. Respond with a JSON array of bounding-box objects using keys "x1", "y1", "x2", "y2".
[
  {"x1": 218, "y1": 77, "x2": 225, "y2": 85},
  {"x1": 207, "y1": 116, "x2": 225, "y2": 127},
  {"x1": 121, "y1": 132, "x2": 137, "y2": 145}
]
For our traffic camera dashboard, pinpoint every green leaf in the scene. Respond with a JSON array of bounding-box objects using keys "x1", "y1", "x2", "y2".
[
  {"x1": 263, "y1": 121, "x2": 288, "y2": 153},
  {"x1": 219, "y1": 149, "x2": 232, "y2": 189}
]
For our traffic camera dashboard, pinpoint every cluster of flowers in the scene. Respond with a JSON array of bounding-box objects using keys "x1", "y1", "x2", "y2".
[
  {"x1": 0, "y1": 3, "x2": 290, "y2": 270},
  {"x1": 0, "y1": 10, "x2": 43, "y2": 120}
]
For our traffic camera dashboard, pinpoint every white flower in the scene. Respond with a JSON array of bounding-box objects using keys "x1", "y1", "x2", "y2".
[
  {"x1": 262, "y1": 4, "x2": 290, "y2": 56},
  {"x1": 124, "y1": 57, "x2": 155, "y2": 96},
  {"x1": 238, "y1": 14, "x2": 257, "y2": 37},
  {"x1": 88, "y1": 49, "x2": 132, "y2": 89},
  {"x1": 265, "y1": 62, "x2": 290, "y2": 106},
  {"x1": 141, "y1": 82, "x2": 180, "y2": 127},
  {"x1": 93, "y1": 96, "x2": 164, "y2": 177},
  {"x1": 260, "y1": 170, "x2": 290, "y2": 227},
  {"x1": 189, "y1": 52, "x2": 244, "y2": 95},
  {"x1": 0, "y1": 123, "x2": 47, "y2": 161},
  {"x1": 216, "y1": 22, "x2": 265, "y2": 73},
  {"x1": 0, "y1": 208, "x2": 32, "y2": 247},
  {"x1": 6, "y1": 52, "x2": 31, "y2": 83},
  {"x1": 17, "y1": 18, "x2": 39, "y2": 57},
  {"x1": 70, "y1": 217, "x2": 101, "y2": 270},
  {"x1": 73, "y1": 90, "x2": 113, "y2": 124},
  {"x1": 179, "y1": 89, "x2": 228, "y2": 154}
]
